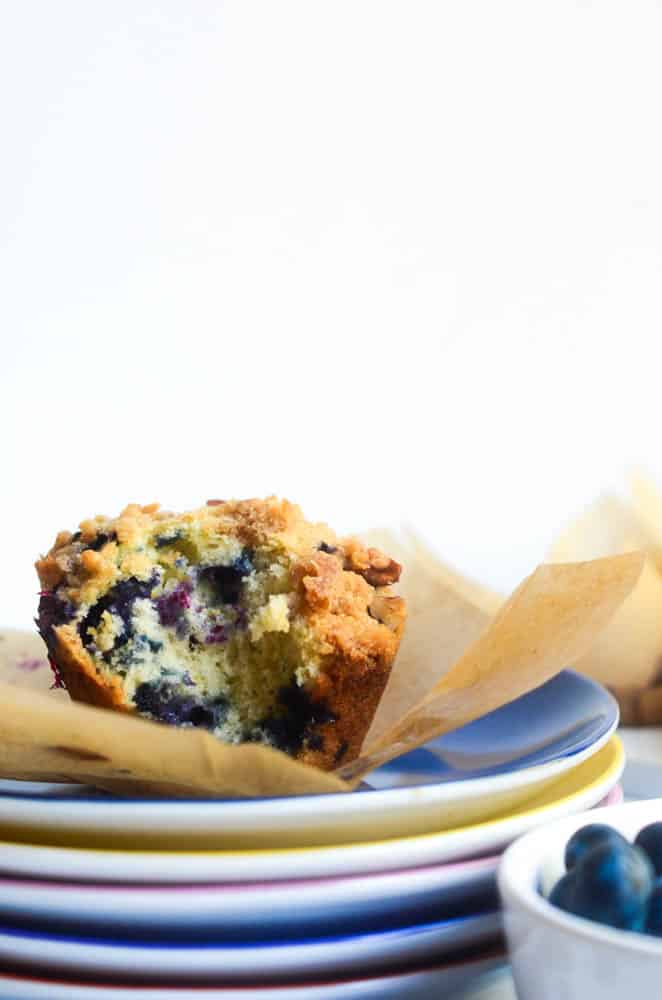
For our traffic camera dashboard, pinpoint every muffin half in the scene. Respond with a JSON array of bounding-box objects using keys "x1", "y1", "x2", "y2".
[{"x1": 35, "y1": 498, "x2": 406, "y2": 770}]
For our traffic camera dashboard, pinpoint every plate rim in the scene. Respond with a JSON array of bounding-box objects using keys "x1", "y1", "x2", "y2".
[
  {"x1": 0, "y1": 908, "x2": 500, "y2": 951},
  {"x1": 0, "y1": 946, "x2": 509, "y2": 994}
]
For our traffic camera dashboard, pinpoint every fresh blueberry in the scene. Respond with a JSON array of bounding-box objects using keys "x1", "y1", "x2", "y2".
[
  {"x1": 635, "y1": 823, "x2": 662, "y2": 877},
  {"x1": 565, "y1": 823, "x2": 630, "y2": 871},
  {"x1": 564, "y1": 842, "x2": 654, "y2": 931},
  {"x1": 645, "y1": 879, "x2": 662, "y2": 935},
  {"x1": 549, "y1": 872, "x2": 578, "y2": 912}
]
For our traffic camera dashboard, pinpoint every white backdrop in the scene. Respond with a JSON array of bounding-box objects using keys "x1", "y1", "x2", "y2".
[{"x1": 2, "y1": 1, "x2": 662, "y2": 628}]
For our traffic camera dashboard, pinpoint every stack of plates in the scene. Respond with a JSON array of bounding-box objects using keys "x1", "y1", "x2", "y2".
[{"x1": 0, "y1": 671, "x2": 623, "y2": 999}]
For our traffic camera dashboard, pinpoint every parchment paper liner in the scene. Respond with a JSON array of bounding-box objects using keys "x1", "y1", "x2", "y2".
[
  {"x1": 546, "y1": 476, "x2": 662, "y2": 724},
  {"x1": 549, "y1": 495, "x2": 662, "y2": 690},
  {"x1": 0, "y1": 548, "x2": 642, "y2": 797}
]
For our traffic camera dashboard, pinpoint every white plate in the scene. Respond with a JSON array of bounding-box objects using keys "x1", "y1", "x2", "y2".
[
  {"x1": 0, "y1": 671, "x2": 618, "y2": 848},
  {"x1": 0, "y1": 737, "x2": 623, "y2": 884},
  {"x1": 0, "y1": 950, "x2": 509, "y2": 999},
  {"x1": 0, "y1": 855, "x2": 497, "y2": 936},
  {"x1": 0, "y1": 910, "x2": 502, "y2": 983}
]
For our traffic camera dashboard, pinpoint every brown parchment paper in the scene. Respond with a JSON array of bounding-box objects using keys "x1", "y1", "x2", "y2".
[
  {"x1": 630, "y1": 471, "x2": 662, "y2": 575},
  {"x1": 0, "y1": 629, "x2": 69, "y2": 701},
  {"x1": 0, "y1": 549, "x2": 643, "y2": 797},
  {"x1": 338, "y1": 553, "x2": 643, "y2": 782},
  {"x1": 548, "y1": 496, "x2": 662, "y2": 691},
  {"x1": 546, "y1": 479, "x2": 662, "y2": 725}
]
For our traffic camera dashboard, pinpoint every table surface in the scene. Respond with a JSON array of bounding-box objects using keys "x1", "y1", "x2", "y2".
[{"x1": 457, "y1": 727, "x2": 662, "y2": 999}]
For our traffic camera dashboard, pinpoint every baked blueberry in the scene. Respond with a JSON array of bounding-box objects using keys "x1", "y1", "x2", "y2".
[
  {"x1": 134, "y1": 681, "x2": 228, "y2": 730},
  {"x1": 154, "y1": 531, "x2": 183, "y2": 549},
  {"x1": 36, "y1": 592, "x2": 75, "y2": 655},
  {"x1": 205, "y1": 624, "x2": 228, "y2": 644},
  {"x1": 198, "y1": 554, "x2": 253, "y2": 606},
  {"x1": 155, "y1": 581, "x2": 192, "y2": 628},
  {"x1": 259, "y1": 681, "x2": 337, "y2": 756},
  {"x1": 79, "y1": 576, "x2": 158, "y2": 649},
  {"x1": 86, "y1": 532, "x2": 117, "y2": 551},
  {"x1": 317, "y1": 541, "x2": 338, "y2": 554}
]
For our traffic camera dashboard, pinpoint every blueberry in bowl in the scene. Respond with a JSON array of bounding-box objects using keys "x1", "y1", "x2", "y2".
[
  {"x1": 564, "y1": 822, "x2": 630, "y2": 871},
  {"x1": 547, "y1": 821, "x2": 662, "y2": 934},
  {"x1": 35, "y1": 498, "x2": 406, "y2": 771},
  {"x1": 498, "y1": 799, "x2": 662, "y2": 1000},
  {"x1": 551, "y1": 834, "x2": 653, "y2": 931}
]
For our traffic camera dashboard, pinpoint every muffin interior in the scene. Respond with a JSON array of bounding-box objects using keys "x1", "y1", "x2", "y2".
[{"x1": 39, "y1": 528, "x2": 329, "y2": 754}]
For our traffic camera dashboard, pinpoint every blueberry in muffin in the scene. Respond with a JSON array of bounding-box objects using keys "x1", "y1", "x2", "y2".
[{"x1": 35, "y1": 498, "x2": 406, "y2": 770}]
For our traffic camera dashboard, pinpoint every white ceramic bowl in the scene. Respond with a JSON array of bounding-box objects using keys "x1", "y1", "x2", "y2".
[{"x1": 498, "y1": 798, "x2": 662, "y2": 999}]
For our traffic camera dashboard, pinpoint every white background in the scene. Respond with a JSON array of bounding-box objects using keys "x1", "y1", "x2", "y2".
[{"x1": 2, "y1": 1, "x2": 662, "y2": 628}]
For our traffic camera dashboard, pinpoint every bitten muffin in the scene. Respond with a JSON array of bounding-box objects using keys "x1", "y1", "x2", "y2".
[{"x1": 35, "y1": 498, "x2": 406, "y2": 770}]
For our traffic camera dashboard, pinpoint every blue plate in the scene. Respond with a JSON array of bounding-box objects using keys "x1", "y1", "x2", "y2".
[
  {"x1": 366, "y1": 669, "x2": 617, "y2": 789},
  {"x1": 0, "y1": 909, "x2": 503, "y2": 981}
]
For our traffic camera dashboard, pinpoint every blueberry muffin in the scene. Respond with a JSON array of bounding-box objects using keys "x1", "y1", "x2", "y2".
[{"x1": 35, "y1": 498, "x2": 406, "y2": 770}]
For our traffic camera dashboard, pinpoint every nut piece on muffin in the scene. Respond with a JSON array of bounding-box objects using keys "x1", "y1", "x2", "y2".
[{"x1": 35, "y1": 498, "x2": 406, "y2": 770}]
